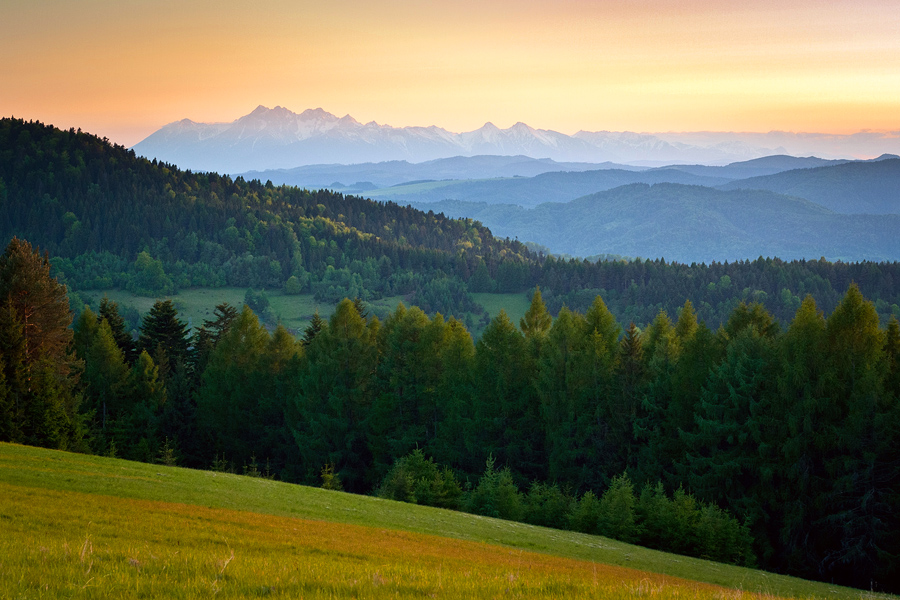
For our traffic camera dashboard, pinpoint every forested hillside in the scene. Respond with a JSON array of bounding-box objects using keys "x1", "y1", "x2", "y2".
[
  {"x1": 2, "y1": 233, "x2": 898, "y2": 591},
  {"x1": 0, "y1": 119, "x2": 535, "y2": 317},
  {"x1": 4, "y1": 118, "x2": 900, "y2": 329}
]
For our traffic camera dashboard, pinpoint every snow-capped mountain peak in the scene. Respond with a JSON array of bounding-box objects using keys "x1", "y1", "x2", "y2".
[{"x1": 132, "y1": 105, "x2": 815, "y2": 173}]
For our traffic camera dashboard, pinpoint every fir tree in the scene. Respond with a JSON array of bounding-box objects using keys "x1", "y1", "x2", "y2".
[{"x1": 138, "y1": 299, "x2": 190, "y2": 365}]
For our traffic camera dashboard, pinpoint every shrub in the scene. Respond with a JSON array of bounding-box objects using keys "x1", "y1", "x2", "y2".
[
  {"x1": 378, "y1": 449, "x2": 462, "y2": 510},
  {"x1": 524, "y1": 482, "x2": 573, "y2": 529},
  {"x1": 464, "y1": 455, "x2": 524, "y2": 521},
  {"x1": 597, "y1": 472, "x2": 639, "y2": 543},
  {"x1": 320, "y1": 463, "x2": 343, "y2": 491},
  {"x1": 569, "y1": 491, "x2": 602, "y2": 535}
]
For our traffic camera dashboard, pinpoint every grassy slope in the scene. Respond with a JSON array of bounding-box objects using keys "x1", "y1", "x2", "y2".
[
  {"x1": 0, "y1": 443, "x2": 886, "y2": 600},
  {"x1": 1, "y1": 479, "x2": 729, "y2": 599}
]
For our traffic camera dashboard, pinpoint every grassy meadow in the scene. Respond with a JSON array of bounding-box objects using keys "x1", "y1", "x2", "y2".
[
  {"x1": 81, "y1": 288, "x2": 530, "y2": 335},
  {"x1": 0, "y1": 443, "x2": 888, "y2": 600}
]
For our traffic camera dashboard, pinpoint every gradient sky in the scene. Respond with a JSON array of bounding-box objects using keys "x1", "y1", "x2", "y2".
[{"x1": 4, "y1": 0, "x2": 899, "y2": 147}]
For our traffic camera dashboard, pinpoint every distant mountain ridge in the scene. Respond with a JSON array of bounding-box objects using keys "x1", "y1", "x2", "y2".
[
  {"x1": 412, "y1": 183, "x2": 900, "y2": 263},
  {"x1": 134, "y1": 105, "x2": 799, "y2": 173},
  {"x1": 244, "y1": 153, "x2": 900, "y2": 211},
  {"x1": 241, "y1": 155, "x2": 643, "y2": 190},
  {"x1": 718, "y1": 157, "x2": 900, "y2": 214}
]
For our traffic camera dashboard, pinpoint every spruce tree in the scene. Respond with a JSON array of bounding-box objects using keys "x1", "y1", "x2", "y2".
[{"x1": 138, "y1": 299, "x2": 190, "y2": 365}]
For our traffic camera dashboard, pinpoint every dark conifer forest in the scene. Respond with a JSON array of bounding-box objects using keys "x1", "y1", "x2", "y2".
[{"x1": 3, "y1": 118, "x2": 900, "y2": 591}]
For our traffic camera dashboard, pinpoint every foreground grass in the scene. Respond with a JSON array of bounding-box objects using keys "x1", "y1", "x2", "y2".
[
  {"x1": 1, "y1": 481, "x2": 737, "y2": 599},
  {"x1": 0, "y1": 444, "x2": 886, "y2": 600}
]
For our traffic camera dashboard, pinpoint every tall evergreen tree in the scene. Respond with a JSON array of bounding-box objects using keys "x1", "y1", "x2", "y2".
[
  {"x1": 430, "y1": 316, "x2": 477, "y2": 473},
  {"x1": 632, "y1": 310, "x2": 681, "y2": 485},
  {"x1": 617, "y1": 322, "x2": 646, "y2": 472},
  {"x1": 0, "y1": 237, "x2": 82, "y2": 449},
  {"x1": 474, "y1": 310, "x2": 543, "y2": 483},
  {"x1": 99, "y1": 296, "x2": 136, "y2": 364},
  {"x1": 521, "y1": 286, "x2": 552, "y2": 339},
  {"x1": 815, "y1": 284, "x2": 890, "y2": 587},
  {"x1": 575, "y1": 296, "x2": 624, "y2": 486},
  {"x1": 137, "y1": 299, "x2": 190, "y2": 366},
  {"x1": 368, "y1": 304, "x2": 441, "y2": 477},
  {"x1": 290, "y1": 298, "x2": 379, "y2": 491},
  {"x1": 684, "y1": 326, "x2": 778, "y2": 560},
  {"x1": 83, "y1": 319, "x2": 130, "y2": 444},
  {"x1": 537, "y1": 307, "x2": 583, "y2": 485},
  {"x1": 776, "y1": 295, "x2": 829, "y2": 577}
]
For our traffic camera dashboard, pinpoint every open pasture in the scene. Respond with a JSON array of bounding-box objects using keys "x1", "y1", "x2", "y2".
[
  {"x1": 2, "y1": 481, "x2": 736, "y2": 599},
  {"x1": 0, "y1": 443, "x2": 886, "y2": 599}
]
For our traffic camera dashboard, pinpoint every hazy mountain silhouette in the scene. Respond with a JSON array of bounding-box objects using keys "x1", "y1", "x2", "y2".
[
  {"x1": 411, "y1": 184, "x2": 900, "y2": 263},
  {"x1": 720, "y1": 157, "x2": 900, "y2": 214}
]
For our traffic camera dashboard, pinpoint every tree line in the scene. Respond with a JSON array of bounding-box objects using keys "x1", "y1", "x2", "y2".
[{"x1": 2, "y1": 236, "x2": 898, "y2": 592}]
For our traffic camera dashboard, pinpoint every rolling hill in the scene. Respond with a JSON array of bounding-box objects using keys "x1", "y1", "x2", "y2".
[
  {"x1": 720, "y1": 157, "x2": 900, "y2": 214},
  {"x1": 412, "y1": 183, "x2": 900, "y2": 263},
  {"x1": 365, "y1": 168, "x2": 732, "y2": 207}
]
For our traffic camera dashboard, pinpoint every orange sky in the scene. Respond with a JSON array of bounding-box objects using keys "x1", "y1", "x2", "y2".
[{"x1": 4, "y1": 0, "x2": 899, "y2": 146}]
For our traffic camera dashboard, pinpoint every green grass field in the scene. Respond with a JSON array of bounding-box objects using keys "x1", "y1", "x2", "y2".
[
  {"x1": 81, "y1": 288, "x2": 530, "y2": 336},
  {"x1": 472, "y1": 292, "x2": 531, "y2": 324},
  {"x1": 0, "y1": 443, "x2": 888, "y2": 600}
]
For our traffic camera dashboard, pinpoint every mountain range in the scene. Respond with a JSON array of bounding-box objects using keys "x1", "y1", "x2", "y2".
[
  {"x1": 133, "y1": 106, "x2": 899, "y2": 174},
  {"x1": 245, "y1": 154, "x2": 897, "y2": 212}
]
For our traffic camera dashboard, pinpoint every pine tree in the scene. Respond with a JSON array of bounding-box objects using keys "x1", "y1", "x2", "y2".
[
  {"x1": 301, "y1": 310, "x2": 326, "y2": 348},
  {"x1": 520, "y1": 286, "x2": 552, "y2": 339},
  {"x1": 617, "y1": 322, "x2": 645, "y2": 471},
  {"x1": 632, "y1": 310, "x2": 681, "y2": 485},
  {"x1": 474, "y1": 310, "x2": 542, "y2": 483},
  {"x1": 430, "y1": 316, "x2": 477, "y2": 473},
  {"x1": 776, "y1": 295, "x2": 828, "y2": 577},
  {"x1": 115, "y1": 350, "x2": 167, "y2": 462},
  {"x1": 537, "y1": 307, "x2": 583, "y2": 485},
  {"x1": 83, "y1": 319, "x2": 130, "y2": 444},
  {"x1": 138, "y1": 299, "x2": 190, "y2": 365},
  {"x1": 290, "y1": 298, "x2": 379, "y2": 492},
  {"x1": 815, "y1": 284, "x2": 890, "y2": 587},
  {"x1": 0, "y1": 238, "x2": 77, "y2": 378},
  {"x1": 197, "y1": 306, "x2": 271, "y2": 470},
  {"x1": 99, "y1": 296, "x2": 136, "y2": 364},
  {"x1": 0, "y1": 237, "x2": 82, "y2": 448},
  {"x1": 684, "y1": 327, "x2": 777, "y2": 554},
  {"x1": 574, "y1": 296, "x2": 623, "y2": 488}
]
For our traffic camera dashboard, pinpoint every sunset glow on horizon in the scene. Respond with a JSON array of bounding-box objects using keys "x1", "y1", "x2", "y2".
[{"x1": 4, "y1": 0, "x2": 899, "y2": 147}]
